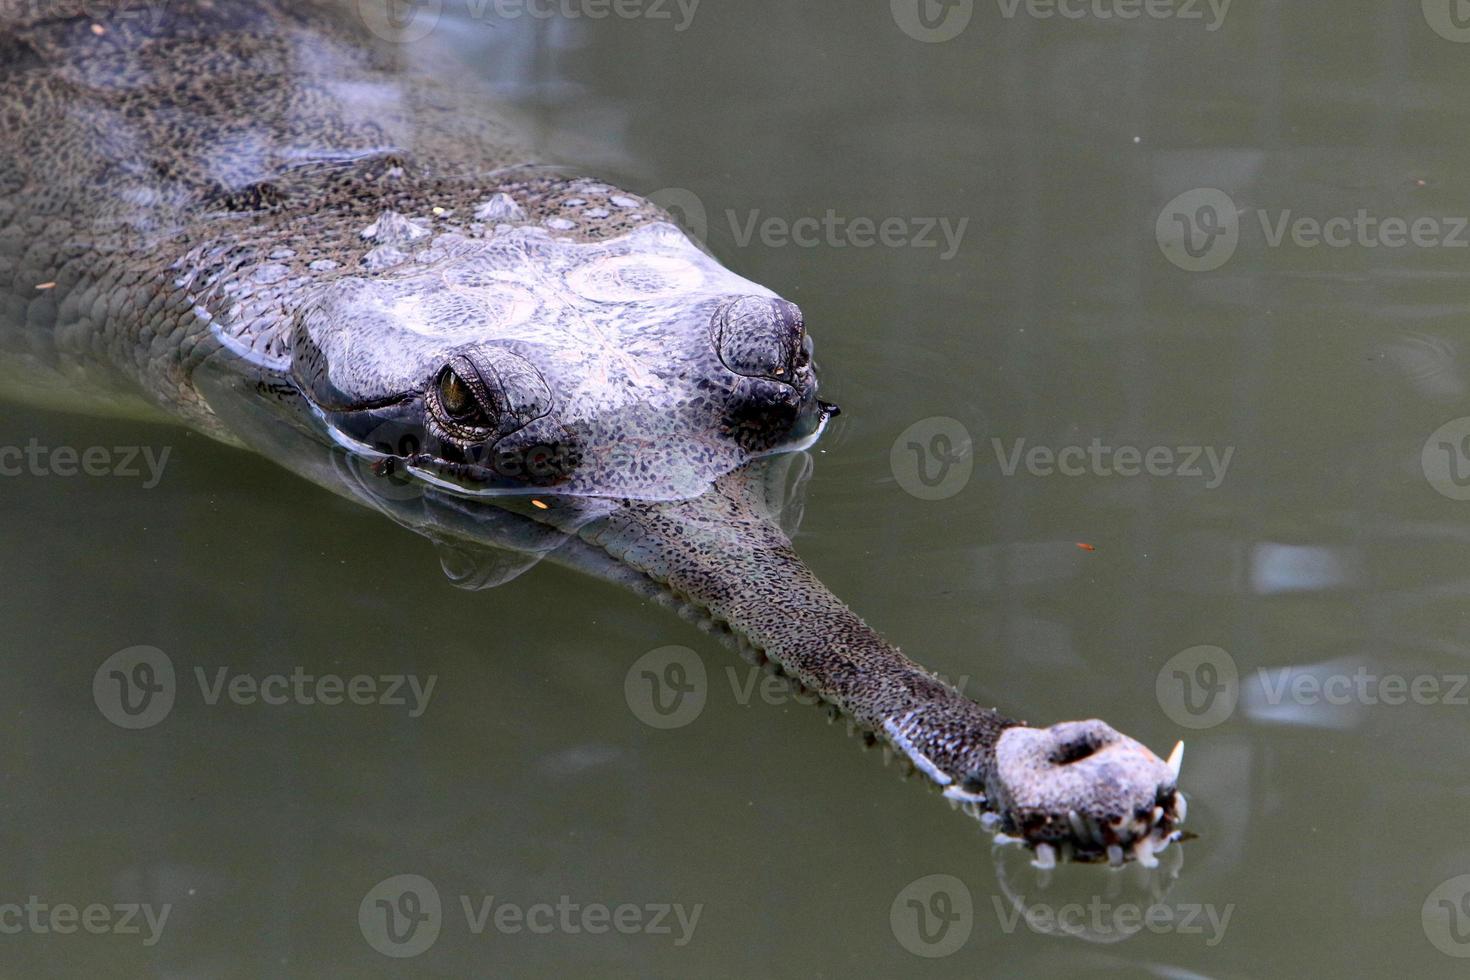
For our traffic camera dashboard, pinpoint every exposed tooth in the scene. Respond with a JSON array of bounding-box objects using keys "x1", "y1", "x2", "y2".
[
  {"x1": 942, "y1": 785, "x2": 986, "y2": 804},
  {"x1": 1175, "y1": 794, "x2": 1188, "y2": 823},
  {"x1": 1068, "y1": 809, "x2": 1088, "y2": 843},
  {"x1": 1152, "y1": 806, "x2": 1165, "y2": 826},
  {"x1": 1031, "y1": 843, "x2": 1057, "y2": 870},
  {"x1": 980, "y1": 812, "x2": 1002, "y2": 829},
  {"x1": 1107, "y1": 844, "x2": 1124, "y2": 867},
  {"x1": 1166, "y1": 741, "x2": 1185, "y2": 781},
  {"x1": 1134, "y1": 836, "x2": 1160, "y2": 869},
  {"x1": 993, "y1": 833, "x2": 1025, "y2": 847}
]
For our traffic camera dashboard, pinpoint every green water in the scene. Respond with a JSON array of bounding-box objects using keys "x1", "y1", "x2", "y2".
[{"x1": 5, "y1": 0, "x2": 1470, "y2": 975}]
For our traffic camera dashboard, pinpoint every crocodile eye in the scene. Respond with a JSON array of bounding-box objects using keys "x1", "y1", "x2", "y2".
[
  {"x1": 432, "y1": 364, "x2": 494, "y2": 431},
  {"x1": 439, "y1": 368, "x2": 475, "y2": 419}
]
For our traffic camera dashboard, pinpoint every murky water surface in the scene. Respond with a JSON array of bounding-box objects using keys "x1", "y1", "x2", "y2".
[{"x1": 5, "y1": 0, "x2": 1470, "y2": 975}]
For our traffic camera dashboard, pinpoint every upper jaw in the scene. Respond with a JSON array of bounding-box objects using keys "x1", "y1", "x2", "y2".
[{"x1": 985, "y1": 720, "x2": 1186, "y2": 869}]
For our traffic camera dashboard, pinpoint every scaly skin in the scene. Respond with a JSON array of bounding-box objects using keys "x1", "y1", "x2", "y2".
[{"x1": 0, "y1": 0, "x2": 1185, "y2": 864}]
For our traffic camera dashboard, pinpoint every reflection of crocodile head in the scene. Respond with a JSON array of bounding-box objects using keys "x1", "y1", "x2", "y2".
[
  {"x1": 289, "y1": 222, "x2": 833, "y2": 501},
  {"x1": 990, "y1": 829, "x2": 1187, "y2": 944}
]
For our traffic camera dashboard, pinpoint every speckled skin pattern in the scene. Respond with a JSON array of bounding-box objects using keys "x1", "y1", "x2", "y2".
[{"x1": 0, "y1": 0, "x2": 1184, "y2": 862}]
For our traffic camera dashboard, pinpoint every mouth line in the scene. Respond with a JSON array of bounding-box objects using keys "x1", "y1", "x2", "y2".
[
  {"x1": 1005, "y1": 797, "x2": 1186, "y2": 870},
  {"x1": 306, "y1": 390, "x2": 419, "y2": 415}
]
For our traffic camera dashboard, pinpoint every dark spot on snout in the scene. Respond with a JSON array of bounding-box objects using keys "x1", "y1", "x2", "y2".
[{"x1": 1051, "y1": 730, "x2": 1107, "y2": 766}]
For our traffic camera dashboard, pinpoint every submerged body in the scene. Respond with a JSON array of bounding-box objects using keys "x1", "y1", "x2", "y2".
[{"x1": 0, "y1": 0, "x2": 1184, "y2": 864}]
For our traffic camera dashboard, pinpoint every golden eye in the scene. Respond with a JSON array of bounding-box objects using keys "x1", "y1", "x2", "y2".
[{"x1": 438, "y1": 368, "x2": 479, "y2": 422}]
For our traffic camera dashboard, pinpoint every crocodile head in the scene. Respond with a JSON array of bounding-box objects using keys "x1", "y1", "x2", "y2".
[
  {"x1": 986, "y1": 720, "x2": 1186, "y2": 868},
  {"x1": 223, "y1": 199, "x2": 1186, "y2": 868},
  {"x1": 288, "y1": 221, "x2": 833, "y2": 501}
]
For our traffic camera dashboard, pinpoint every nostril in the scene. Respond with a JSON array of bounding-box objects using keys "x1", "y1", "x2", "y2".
[{"x1": 1051, "y1": 737, "x2": 1103, "y2": 766}]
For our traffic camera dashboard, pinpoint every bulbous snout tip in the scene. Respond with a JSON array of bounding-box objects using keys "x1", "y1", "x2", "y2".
[{"x1": 988, "y1": 720, "x2": 1187, "y2": 868}]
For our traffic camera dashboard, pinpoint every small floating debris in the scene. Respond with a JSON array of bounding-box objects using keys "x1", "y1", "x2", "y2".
[
  {"x1": 530, "y1": 499, "x2": 549, "y2": 510},
  {"x1": 1075, "y1": 542, "x2": 1096, "y2": 552},
  {"x1": 90, "y1": 23, "x2": 105, "y2": 35},
  {"x1": 34, "y1": 281, "x2": 55, "y2": 290}
]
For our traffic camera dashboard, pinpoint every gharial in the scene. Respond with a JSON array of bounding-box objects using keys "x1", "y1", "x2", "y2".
[{"x1": 0, "y1": 0, "x2": 1187, "y2": 868}]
